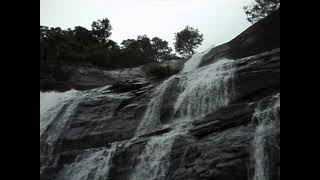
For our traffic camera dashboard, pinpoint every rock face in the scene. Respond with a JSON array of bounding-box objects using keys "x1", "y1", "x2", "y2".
[
  {"x1": 200, "y1": 8, "x2": 280, "y2": 67},
  {"x1": 40, "y1": 12, "x2": 280, "y2": 180},
  {"x1": 40, "y1": 59, "x2": 185, "y2": 92}
]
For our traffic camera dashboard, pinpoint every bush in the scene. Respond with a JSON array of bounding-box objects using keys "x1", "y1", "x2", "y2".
[
  {"x1": 142, "y1": 62, "x2": 178, "y2": 79},
  {"x1": 86, "y1": 49, "x2": 112, "y2": 67},
  {"x1": 52, "y1": 64, "x2": 71, "y2": 81}
]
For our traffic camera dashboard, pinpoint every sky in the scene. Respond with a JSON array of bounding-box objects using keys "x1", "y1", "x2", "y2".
[{"x1": 40, "y1": 0, "x2": 254, "y2": 52}]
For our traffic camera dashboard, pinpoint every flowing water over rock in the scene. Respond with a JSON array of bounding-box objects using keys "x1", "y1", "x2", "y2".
[
  {"x1": 131, "y1": 117, "x2": 193, "y2": 180},
  {"x1": 40, "y1": 90, "x2": 80, "y2": 138},
  {"x1": 251, "y1": 94, "x2": 280, "y2": 180},
  {"x1": 40, "y1": 90, "x2": 83, "y2": 157},
  {"x1": 174, "y1": 59, "x2": 235, "y2": 118},
  {"x1": 41, "y1": 11, "x2": 280, "y2": 179},
  {"x1": 40, "y1": 86, "x2": 126, "y2": 179},
  {"x1": 130, "y1": 54, "x2": 236, "y2": 180},
  {"x1": 40, "y1": 47, "x2": 280, "y2": 180},
  {"x1": 55, "y1": 143, "x2": 119, "y2": 180},
  {"x1": 131, "y1": 132, "x2": 176, "y2": 180},
  {"x1": 135, "y1": 75, "x2": 178, "y2": 137},
  {"x1": 181, "y1": 45, "x2": 215, "y2": 73}
]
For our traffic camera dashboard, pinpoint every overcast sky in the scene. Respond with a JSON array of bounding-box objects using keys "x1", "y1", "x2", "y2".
[{"x1": 40, "y1": 0, "x2": 254, "y2": 52}]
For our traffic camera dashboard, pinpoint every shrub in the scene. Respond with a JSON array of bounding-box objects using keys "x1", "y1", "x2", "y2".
[{"x1": 142, "y1": 62, "x2": 178, "y2": 79}]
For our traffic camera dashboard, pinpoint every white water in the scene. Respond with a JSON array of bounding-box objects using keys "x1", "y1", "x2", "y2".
[
  {"x1": 181, "y1": 45, "x2": 215, "y2": 73},
  {"x1": 174, "y1": 59, "x2": 235, "y2": 118},
  {"x1": 251, "y1": 94, "x2": 280, "y2": 180},
  {"x1": 40, "y1": 87, "x2": 122, "y2": 179},
  {"x1": 131, "y1": 133, "x2": 176, "y2": 180},
  {"x1": 55, "y1": 143, "x2": 118, "y2": 180},
  {"x1": 131, "y1": 117, "x2": 192, "y2": 180},
  {"x1": 40, "y1": 90, "x2": 82, "y2": 149},
  {"x1": 131, "y1": 52, "x2": 236, "y2": 180},
  {"x1": 40, "y1": 45, "x2": 279, "y2": 180},
  {"x1": 135, "y1": 75, "x2": 178, "y2": 137},
  {"x1": 40, "y1": 90, "x2": 79, "y2": 137}
]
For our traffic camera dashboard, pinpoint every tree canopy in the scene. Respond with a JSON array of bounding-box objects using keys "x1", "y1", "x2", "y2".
[
  {"x1": 151, "y1": 37, "x2": 173, "y2": 61},
  {"x1": 121, "y1": 35, "x2": 176, "y2": 61},
  {"x1": 244, "y1": 0, "x2": 280, "y2": 23},
  {"x1": 91, "y1": 18, "x2": 112, "y2": 44},
  {"x1": 40, "y1": 17, "x2": 182, "y2": 70},
  {"x1": 174, "y1": 26, "x2": 204, "y2": 58}
]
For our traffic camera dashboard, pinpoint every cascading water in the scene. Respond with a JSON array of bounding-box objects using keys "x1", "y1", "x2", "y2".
[
  {"x1": 131, "y1": 46, "x2": 236, "y2": 180},
  {"x1": 135, "y1": 75, "x2": 178, "y2": 137},
  {"x1": 40, "y1": 90, "x2": 83, "y2": 156},
  {"x1": 40, "y1": 90, "x2": 80, "y2": 138},
  {"x1": 251, "y1": 93, "x2": 280, "y2": 180},
  {"x1": 131, "y1": 132, "x2": 176, "y2": 180},
  {"x1": 55, "y1": 143, "x2": 119, "y2": 180},
  {"x1": 181, "y1": 45, "x2": 215, "y2": 73},
  {"x1": 130, "y1": 75, "x2": 180, "y2": 179},
  {"x1": 40, "y1": 44, "x2": 279, "y2": 180},
  {"x1": 131, "y1": 117, "x2": 192, "y2": 180},
  {"x1": 40, "y1": 86, "x2": 121, "y2": 180},
  {"x1": 174, "y1": 58, "x2": 235, "y2": 118}
]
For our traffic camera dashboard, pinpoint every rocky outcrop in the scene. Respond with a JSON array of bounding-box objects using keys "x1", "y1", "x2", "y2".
[
  {"x1": 200, "y1": 8, "x2": 280, "y2": 67},
  {"x1": 40, "y1": 11, "x2": 280, "y2": 180},
  {"x1": 40, "y1": 59, "x2": 185, "y2": 92},
  {"x1": 40, "y1": 47, "x2": 280, "y2": 180}
]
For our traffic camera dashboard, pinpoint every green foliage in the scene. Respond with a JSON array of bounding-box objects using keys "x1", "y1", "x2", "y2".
[
  {"x1": 40, "y1": 17, "x2": 192, "y2": 82},
  {"x1": 142, "y1": 62, "x2": 178, "y2": 79},
  {"x1": 73, "y1": 26, "x2": 95, "y2": 45},
  {"x1": 121, "y1": 35, "x2": 174, "y2": 61},
  {"x1": 121, "y1": 35, "x2": 153, "y2": 58},
  {"x1": 52, "y1": 64, "x2": 71, "y2": 81},
  {"x1": 151, "y1": 37, "x2": 173, "y2": 61},
  {"x1": 86, "y1": 48, "x2": 112, "y2": 67},
  {"x1": 91, "y1": 18, "x2": 112, "y2": 44},
  {"x1": 244, "y1": 0, "x2": 280, "y2": 23},
  {"x1": 174, "y1": 26, "x2": 204, "y2": 58}
]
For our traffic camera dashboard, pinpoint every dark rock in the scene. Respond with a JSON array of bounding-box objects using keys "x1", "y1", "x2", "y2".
[
  {"x1": 232, "y1": 48, "x2": 280, "y2": 103},
  {"x1": 190, "y1": 103, "x2": 254, "y2": 139},
  {"x1": 159, "y1": 76, "x2": 182, "y2": 123},
  {"x1": 168, "y1": 125, "x2": 252, "y2": 180},
  {"x1": 138, "y1": 127, "x2": 172, "y2": 139},
  {"x1": 200, "y1": 9, "x2": 280, "y2": 67},
  {"x1": 40, "y1": 10, "x2": 280, "y2": 180}
]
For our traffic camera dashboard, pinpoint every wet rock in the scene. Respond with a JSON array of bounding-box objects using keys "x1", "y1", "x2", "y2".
[
  {"x1": 40, "y1": 10, "x2": 280, "y2": 180},
  {"x1": 200, "y1": 9, "x2": 280, "y2": 67}
]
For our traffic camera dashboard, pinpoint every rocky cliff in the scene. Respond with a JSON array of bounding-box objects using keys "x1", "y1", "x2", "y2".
[{"x1": 40, "y1": 10, "x2": 280, "y2": 180}]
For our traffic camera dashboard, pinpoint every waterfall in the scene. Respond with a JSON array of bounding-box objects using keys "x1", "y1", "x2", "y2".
[
  {"x1": 40, "y1": 90, "x2": 80, "y2": 138},
  {"x1": 181, "y1": 45, "x2": 215, "y2": 73},
  {"x1": 251, "y1": 94, "x2": 280, "y2": 180},
  {"x1": 131, "y1": 54, "x2": 235, "y2": 180},
  {"x1": 174, "y1": 58, "x2": 235, "y2": 118},
  {"x1": 135, "y1": 75, "x2": 178, "y2": 137},
  {"x1": 40, "y1": 85, "x2": 117, "y2": 148},
  {"x1": 131, "y1": 133, "x2": 176, "y2": 180},
  {"x1": 40, "y1": 90, "x2": 83, "y2": 154},
  {"x1": 131, "y1": 117, "x2": 192, "y2": 180},
  {"x1": 55, "y1": 143, "x2": 119, "y2": 180},
  {"x1": 40, "y1": 86, "x2": 121, "y2": 180}
]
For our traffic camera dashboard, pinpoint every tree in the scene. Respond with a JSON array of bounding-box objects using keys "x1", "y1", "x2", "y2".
[
  {"x1": 46, "y1": 27, "x2": 65, "y2": 43},
  {"x1": 73, "y1": 26, "x2": 95, "y2": 45},
  {"x1": 91, "y1": 18, "x2": 112, "y2": 44},
  {"x1": 174, "y1": 26, "x2": 204, "y2": 58},
  {"x1": 105, "y1": 40, "x2": 120, "y2": 51},
  {"x1": 136, "y1": 35, "x2": 153, "y2": 57},
  {"x1": 244, "y1": 0, "x2": 280, "y2": 24},
  {"x1": 121, "y1": 35, "x2": 154, "y2": 58},
  {"x1": 151, "y1": 37, "x2": 173, "y2": 61},
  {"x1": 40, "y1": 26, "x2": 49, "y2": 40}
]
